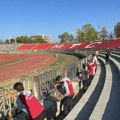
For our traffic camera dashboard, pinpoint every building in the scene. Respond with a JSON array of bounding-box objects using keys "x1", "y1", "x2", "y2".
[{"x1": 29, "y1": 34, "x2": 53, "y2": 43}]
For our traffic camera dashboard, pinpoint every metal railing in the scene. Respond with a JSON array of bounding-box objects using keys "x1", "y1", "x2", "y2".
[
  {"x1": 0, "y1": 49, "x2": 92, "y2": 117},
  {"x1": 0, "y1": 61, "x2": 81, "y2": 115}
]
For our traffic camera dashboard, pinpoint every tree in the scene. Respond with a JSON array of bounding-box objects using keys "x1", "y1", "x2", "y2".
[
  {"x1": 35, "y1": 36, "x2": 47, "y2": 43},
  {"x1": 5, "y1": 38, "x2": 16, "y2": 44},
  {"x1": 82, "y1": 24, "x2": 98, "y2": 42},
  {"x1": 59, "y1": 32, "x2": 69, "y2": 43},
  {"x1": 16, "y1": 35, "x2": 47, "y2": 43},
  {"x1": 5, "y1": 39, "x2": 9, "y2": 44},
  {"x1": 98, "y1": 27, "x2": 108, "y2": 40},
  {"x1": 68, "y1": 34, "x2": 75, "y2": 42},
  {"x1": 109, "y1": 32, "x2": 114, "y2": 39},
  {"x1": 16, "y1": 36, "x2": 29, "y2": 43},
  {"x1": 76, "y1": 24, "x2": 98, "y2": 42},
  {"x1": 11, "y1": 39, "x2": 16, "y2": 43},
  {"x1": 114, "y1": 22, "x2": 120, "y2": 38},
  {"x1": 76, "y1": 28, "x2": 86, "y2": 42}
]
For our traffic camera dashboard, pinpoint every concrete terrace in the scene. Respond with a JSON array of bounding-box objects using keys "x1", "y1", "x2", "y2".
[
  {"x1": 0, "y1": 42, "x2": 120, "y2": 120},
  {"x1": 64, "y1": 49, "x2": 120, "y2": 120}
]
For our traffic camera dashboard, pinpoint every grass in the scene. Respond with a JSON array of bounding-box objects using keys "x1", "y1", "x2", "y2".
[
  {"x1": 35, "y1": 53, "x2": 79, "y2": 74},
  {"x1": 50, "y1": 55, "x2": 65, "y2": 66}
]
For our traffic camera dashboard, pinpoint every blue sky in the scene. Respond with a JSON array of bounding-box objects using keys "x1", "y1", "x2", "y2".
[{"x1": 0, "y1": 0, "x2": 120, "y2": 42}]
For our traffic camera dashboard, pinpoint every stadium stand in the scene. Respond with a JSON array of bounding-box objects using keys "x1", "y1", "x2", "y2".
[
  {"x1": 89, "y1": 54, "x2": 120, "y2": 120},
  {"x1": 0, "y1": 40, "x2": 120, "y2": 120},
  {"x1": 97, "y1": 39, "x2": 120, "y2": 50},
  {"x1": 32, "y1": 43, "x2": 53, "y2": 50},
  {"x1": 16, "y1": 39, "x2": 120, "y2": 51},
  {"x1": 112, "y1": 49, "x2": 120, "y2": 56},
  {"x1": 65, "y1": 50, "x2": 120, "y2": 120},
  {"x1": 64, "y1": 58, "x2": 105, "y2": 120},
  {"x1": 0, "y1": 44, "x2": 19, "y2": 53},
  {"x1": 17, "y1": 44, "x2": 37, "y2": 50}
]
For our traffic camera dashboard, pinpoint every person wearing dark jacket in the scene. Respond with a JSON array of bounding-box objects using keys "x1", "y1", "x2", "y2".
[
  {"x1": 81, "y1": 63, "x2": 88, "y2": 91},
  {"x1": 105, "y1": 48, "x2": 111, "y2": 64}
]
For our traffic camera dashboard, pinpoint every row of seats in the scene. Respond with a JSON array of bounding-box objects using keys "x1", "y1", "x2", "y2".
[{"x1": 17, "y1": 39, "x2": 120, "y2": 51}]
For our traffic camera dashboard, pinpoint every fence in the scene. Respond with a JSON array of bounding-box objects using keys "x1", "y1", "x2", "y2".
[
  {"x1": 0, "y1": 60, "x2": 82, "y2": 115},
  {"x1": 0, "y1": 49, "x2": 92, "y2": 117}
]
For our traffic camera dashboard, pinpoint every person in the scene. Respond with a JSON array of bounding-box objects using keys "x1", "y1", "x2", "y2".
[
  {"x1": 13, "y1": 82, "x2": 45, "y2": 120},
  {"x1": 91, "y1": 53, "x2": 97, "y2": 72},
  {"x1": 87, "y1": 60, "x2": 95, "y2": 85},
  {"x1": 55, "y1": 75, "x2": 74, "y2": 117},
  {"x1": 43, "y1": 95, "x2": 57, "y2": 120},
  {"x1": 95, "y1": 50, "x2": 99, "y2": 58},
  {"x1": 81, "y1": 63, "x2": 88, "y2": 92},
  {"x1": 54, "y1": 75, "x2": 66, "y2": 113},
  {"x1": 105, "y1": 48, "x2": 111, "y2": 64},
  {"x1": 55, "y1": 75, "x2": 66, "y2": 95},
  {"x1": 76, "y1": 67, "x2": 82, "y2": 89}
]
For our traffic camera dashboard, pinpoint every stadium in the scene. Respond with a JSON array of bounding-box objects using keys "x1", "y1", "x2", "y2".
[{"x1": 0, "y1": 39, "x2": 120, "y2": 120}]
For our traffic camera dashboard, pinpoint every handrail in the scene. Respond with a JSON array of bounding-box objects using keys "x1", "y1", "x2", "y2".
[{"x1": 0, "y1": 61, "x2": 80, "y2": 116}]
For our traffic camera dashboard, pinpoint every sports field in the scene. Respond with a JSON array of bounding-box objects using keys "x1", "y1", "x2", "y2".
[{"x1": 0, "y1": 53, "x2": 57, "y2": 81}]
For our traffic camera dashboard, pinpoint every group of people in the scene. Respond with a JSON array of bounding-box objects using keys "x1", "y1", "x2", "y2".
[
  {"x1": 78, "y1": 48, "x2": 111, "y2": 93},
  {"x1": 11, "y1": 52, "x2": 102, "y2": 120},
  {"x1": 4, "y1": 49, "x2": 112, "y2": 120},
  {"x1": 77, "y1": 53, "x2": 97, "y2": 92},
  {"x1": 13, "y1": 73, "x2": 74, "y2": 120}
]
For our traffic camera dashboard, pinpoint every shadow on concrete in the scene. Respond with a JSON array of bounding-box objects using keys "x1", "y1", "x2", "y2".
[
  {"x1": 102, "y1": 60, "x2": 120, "y2": 120},
  {"x1": 74, "y1": 58, "x2": 106, "y2": 120}
]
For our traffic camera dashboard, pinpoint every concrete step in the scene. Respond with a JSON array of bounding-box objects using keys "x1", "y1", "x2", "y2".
[
  {"x1": 64, "y1": 59, "x2": 105, "y2": 120},
  {"x1": 90, "y1": 55, "x2": 120, "y2": 120},
  {"x1": 89, "y1": 56, "x2": 112, "y2": 120}
]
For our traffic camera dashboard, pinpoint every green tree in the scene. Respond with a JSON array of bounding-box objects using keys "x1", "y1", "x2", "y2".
[
  {"x1": 35, "y1": 36, "x2": 47, "y2": 43},
  {"x1": 76, "y1": 24, "x2": 98, "y2": 42},
  {"x1": 114, "y1": 22, "x2": 120, "y2": 38},
  {"x1": 5, "y1": 38, "x2": 16, "y2": 43},
  {"x1": 11, "y1": 39, "x2": 16, "y2": 43},
  {"x1": 59, "y1": 32, "x2": 69, "y2": 43},
  {"x1": 76, "y1": 28, "x2": 86, "y2": 42},
  {"x1": 68, "y1": 34, "x2": 74, "y2": 42},
  {"x1": 82, "y1": 24, "x2": 98, "y2": 42},
  {"x1": 16, "y1": 36, "x2": 29, "y2": 43},
  {"x1": 109, "y1": 32, "x2": 114, "y2": 39},
  {"x1": 5, "y1": 39, "x2": 9, "y2": 44},
  {"x1": 99, "y1": 27, "x2": 108, "y2": 40}
]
